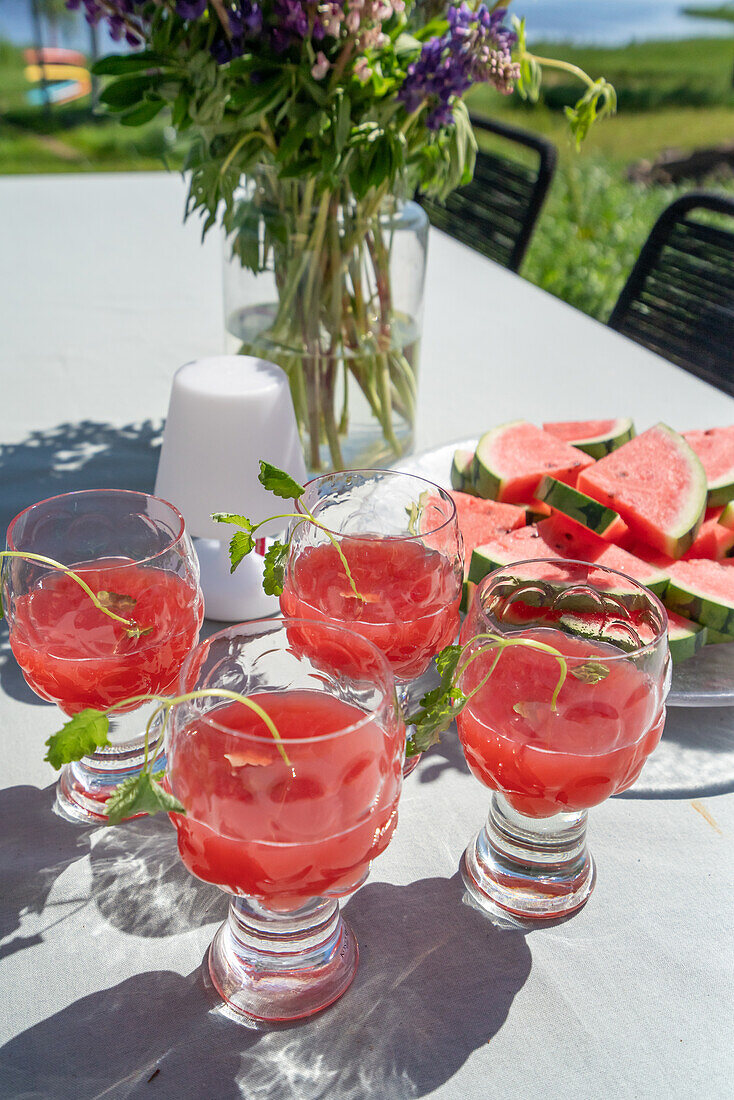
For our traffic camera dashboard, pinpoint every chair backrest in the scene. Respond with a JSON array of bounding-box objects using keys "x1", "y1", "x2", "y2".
[
  {"x1": 608, "y1": 192, "x2": 734, "y2": 396},
  {"x1": 418, "y1": 115, "x2": 557, "y2": 272}
]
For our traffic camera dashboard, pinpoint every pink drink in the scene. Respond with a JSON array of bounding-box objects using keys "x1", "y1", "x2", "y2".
[
  {"x1": 9, "y1": 560, "x2": 202, "y2": 714},
  {"x1": 168, "y1": 691, "x2": 403, "y2": 911},
  {"x1": 457, "y1": 627, "x2": 664, "y2": 817},
  {"x1": 280, "y1": 536, "x2": 461, "y2": 679}
]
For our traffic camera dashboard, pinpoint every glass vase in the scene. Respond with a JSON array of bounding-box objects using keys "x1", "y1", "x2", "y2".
[{"x1": 222, "y1": 172, "x2": 428, "y2": 476}]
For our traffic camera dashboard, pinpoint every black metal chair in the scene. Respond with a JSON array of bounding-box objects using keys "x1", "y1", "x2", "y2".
[
  {"x1": 418, "y1": 115, "x2": 557, "y2": 272},
  {"x1": 608, "y1": 192, "x2": 734, "y2": 396}
]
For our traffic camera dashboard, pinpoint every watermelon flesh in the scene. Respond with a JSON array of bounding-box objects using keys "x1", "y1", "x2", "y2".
[
  {"x1": 542, "y1": 418, "x2": 635, "y2": 459},
  {"x1": 449, "y1": 491, "x2": 526, "y2": 576},
  {"x1": 577, "y1": 423, "x2": 707, "y2": 559},
  {"x1": 682, "y1": 507, "x2": 734, "y2": 560},
  {"x1": 473, "y1": 421, "x2": 594, "y2": 503},
  {"x1": 468, "y1": 515, "x2": 670, "y2": 596},
  {"x1": 683, "y1": 426, "x2": 734, "y2": 506}
]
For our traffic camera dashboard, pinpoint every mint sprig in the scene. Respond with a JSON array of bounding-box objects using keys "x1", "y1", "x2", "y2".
[
  {"x1": 408, "y1": 634, "x2": 610, "y2": 754},
  {"x1": 213, "y1": 460, "x2": 363, "y2": 600},
  {"x1": 44, "y1": 686, "x2": 295, "y2": 827}
]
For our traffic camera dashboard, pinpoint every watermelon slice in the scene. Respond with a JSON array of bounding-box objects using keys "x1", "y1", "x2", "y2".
[
  {"x1": 683, "y1": 426, "x2": 734, "y2": 507},
  {"x1": 447, "y1": 491, "x2": 526, "y2": 577},
  {"x1": 666, "y1": 610, "x2": 708, "y2": 663},
  {"x1": 468, "y1": 516, "x2": 669, "y2": 597},
  {"x1": 665, "y1": 559, "x2": 734, "y2": 636},
  {"x1": 576, "y1": 423, "x2": 707, "y2": 559},
  {"x1": 535, "y1": 475, "x2": 625, "y2": 540},
  {"x1": 451, "y1": 449, "x2": 476, "y2": 494},
  {"x1": 682, "y1": 507, "x2": 734, "y2": 560},
  {"x1": 472, "y1": 421, "x2": 594, "y2": 503},
  {"x1": 542, "y1": 418, "x2": 635, "y2": 459}
]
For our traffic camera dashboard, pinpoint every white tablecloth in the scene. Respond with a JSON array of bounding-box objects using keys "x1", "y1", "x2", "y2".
[{"x1": 0, "y1": 173, "x2": 733, "y2": 1100}]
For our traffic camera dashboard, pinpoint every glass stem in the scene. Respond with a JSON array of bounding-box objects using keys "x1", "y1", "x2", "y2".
[
  {"x1": 462, "y1": 792, "x2": 596, "y2": 921},
  {"x1": 208, "y1": 895, "x2": 358, "y2": 1023}
]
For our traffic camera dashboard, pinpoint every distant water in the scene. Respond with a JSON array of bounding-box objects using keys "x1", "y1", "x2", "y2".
[
  {"x1": 521, "y1": 0, "x2": 734, "y2": 44},
  {"x1": 0, "y1": 0, "x2": 732, "y2": 50}
]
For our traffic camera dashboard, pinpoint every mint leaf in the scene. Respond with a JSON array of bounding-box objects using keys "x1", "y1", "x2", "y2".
[
  {"x1": 229, "y1": 530, "x2": 255, "y2": 572},
  {"x1": 258, "y1": 462, "x2": 305, "y2": 500},
  {"x1": 435, "y1": 643, "x2": 464, "y2": 681},
  {"x1": 262, "y1": 541, "x2": 289, "y2": 596},
  {"x1": 212, "y1": 512, "x2": 254, "y2": 529},
  {"x1": 104, "y1": 770, "x2": 185, "y2": 827},
  {"x1": 407, "y1": 686, "x2": 466, "y2": 756},
  {"x1": 570, "y1": 661, "x2": 610, "y2": 684},
  {"x1": 405, "y1": 643, "x2": 469, "y2": 756},
  {"x1": 45, "y1": 709, "x2": 110, "y2": 769},
  {"x1": 96, "y1": 591, "x2": 137, "y2": 615}
]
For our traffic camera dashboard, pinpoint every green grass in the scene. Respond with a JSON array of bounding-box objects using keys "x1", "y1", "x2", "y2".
[
  {"x1": 682, "y1": 5, "x2": 734, "y2": 21},
  {"x1": 521, "y1": 158, "x2": 734, "y2": 322}
]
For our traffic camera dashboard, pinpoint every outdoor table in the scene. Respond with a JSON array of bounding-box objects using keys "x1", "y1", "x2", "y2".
[{"x1": 1, "y1": 173, "x2": 733, "y2": 1099}]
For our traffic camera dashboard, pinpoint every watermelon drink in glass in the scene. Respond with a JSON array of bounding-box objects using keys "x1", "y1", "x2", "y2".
[
  {"x1": 456, "y1": 558, "x2": 670, "y2": 920},
  {"x1": 2, "y1": 490, "x2": 203, "y2": 822},
  {"x1": 278, "y1": 470, "x2": 463, "y2": 773},
  {"x1": 166, "y1": 617, "x2": 404, "y2": 1023}
]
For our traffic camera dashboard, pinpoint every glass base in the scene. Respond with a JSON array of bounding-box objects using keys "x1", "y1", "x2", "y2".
[
  {"x1": 461, "y1": 793, "x2": 596, "y2": 921},
  {"x1": 56, "y1": 737, "x2": 164, "y2": 825},
  {"x1": 208, "y1": 895, "x2": 358, "y2": 1024}
]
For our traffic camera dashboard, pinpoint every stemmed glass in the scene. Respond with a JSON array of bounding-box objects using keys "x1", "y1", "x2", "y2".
[
  {"x1": 278, "y1": 469, "x2": 463, "y2": 773},
  {"x1": 456, "y1": 558, "x2": 670, "y2": 921},
  {"x1": 2, "y1": 489, "x2": 203, "y2": 823},
  {"x1": 166, "y1": 617, "x2": 404, "y2": 1024}
]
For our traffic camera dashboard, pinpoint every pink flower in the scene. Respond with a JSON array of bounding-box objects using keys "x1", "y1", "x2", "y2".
[
  {"x1": 354, "y1": 56, "x2": 372, "y2": 81},
  {"x1": 311, "y1": 50, "x2": 330, "y2": 80}
]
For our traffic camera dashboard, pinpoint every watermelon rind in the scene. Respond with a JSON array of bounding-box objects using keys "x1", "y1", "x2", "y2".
[
  {"x1": 578, "y1": 423, "x2": 707, "y2": 559},
  {"x1": 472, "y1": 423, "x2": 518, "y2": 500},
  {"x1": 536, "y1": 475, "x2": 623, "y2": 538},
  {"x1": 719, "y1": 502, "x2": 734, "y2": 532},
  {"x1": 543, "y1": 417, "x2": 636, "y2": 459},
  {"x1": 451, "y1": 449, "x2": 476, "y2": 494},
  {"x1": 706, "y1": 627, "x2": 734, "y2": 645},
  {"x1": 461, "y1": 579, "x2": 476, "y2": 614},
  {"x1": 665, "y1": 570, "x2": 734, "y2": 637},
  {"x1": 666, "y1": 611, "x2": 708, "y2": 664}
]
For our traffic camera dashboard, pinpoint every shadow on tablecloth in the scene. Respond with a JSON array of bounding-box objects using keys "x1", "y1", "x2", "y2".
[
  {"x1": 0, "y1": 784, "x2": 91, "y2": 963},
  {"x1": 0, "y1": 874, "x2": 532, "y2": 1100},
  {"x1": 616, "y1": 704, "x2": 734, "y2": 800}
]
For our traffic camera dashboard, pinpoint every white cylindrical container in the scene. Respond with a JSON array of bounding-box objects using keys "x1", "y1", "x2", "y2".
[{"x1": 155, "y1": 356, "x2": 306, "y2": 620}]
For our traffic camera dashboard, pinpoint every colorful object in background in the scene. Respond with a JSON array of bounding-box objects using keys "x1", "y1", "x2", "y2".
[{"x1": 24, "y1": 48, "x2": 90, "y2": 105}]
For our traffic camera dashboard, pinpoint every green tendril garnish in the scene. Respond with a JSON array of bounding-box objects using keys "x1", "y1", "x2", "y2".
[
  {"x1": 408, "y1": 632, "x2": 609, "y2": 757},
  {"x1": 0, "y1": 551, "x2": 151, "y2": 638},
  {"x1": 44, "y1": 687, "x2": 294, "y2": 826},
  {"x1": 212, "y1": 460, "x2": 364, "y2": 600}
]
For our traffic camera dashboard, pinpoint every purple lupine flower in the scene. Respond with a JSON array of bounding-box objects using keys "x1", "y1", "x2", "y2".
[
  {"x1": 272, "y1": 0, "x2": 309, "y2": 51},
  {"x1": 176, "y1": 0, "x2": 207, "y2": 19},
  {"x1": 399, "y1": 2, "x2": 519, "y2": 128},
  {"x1": 65, "y1": 0, "x2": 144, "y2": 44},
  {"x1": 211, "y1": 0, "x2": 262, "y2": 64}
]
